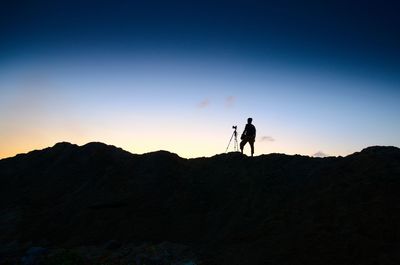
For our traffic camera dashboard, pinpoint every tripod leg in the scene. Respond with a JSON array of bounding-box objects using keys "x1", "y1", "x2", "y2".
[
  {"x1": 233, "y1": 130, "x2": 238, "y2": 152},
  {"x1": 225, "y1": 131, "x2": 235, "y2": 153},
  {"x1": 234, "y1": 136, "x2": 237, "y2": 151}
]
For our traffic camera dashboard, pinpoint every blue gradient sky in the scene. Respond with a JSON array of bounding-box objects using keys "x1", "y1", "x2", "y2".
[{"x1": 1, "y1": 0, "x2": 399, "y2": 158}]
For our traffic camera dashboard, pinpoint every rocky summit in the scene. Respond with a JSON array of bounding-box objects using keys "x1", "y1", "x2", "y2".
[{"x1": 0, "y1": 142, "x2": 400, "y2": 265}]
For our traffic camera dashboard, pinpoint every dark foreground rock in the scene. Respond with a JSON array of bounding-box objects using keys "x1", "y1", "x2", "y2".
[
  {"x1": 0, "y1": 142, "x2": 400, "y2": 265},
  {"x1": 6, "y1": 241, "x2": 197, "y2": 265}
]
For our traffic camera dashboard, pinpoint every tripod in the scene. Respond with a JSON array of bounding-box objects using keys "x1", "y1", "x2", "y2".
[{"x1": 225, "y1": 126, "x2": 239, "y2": 152}]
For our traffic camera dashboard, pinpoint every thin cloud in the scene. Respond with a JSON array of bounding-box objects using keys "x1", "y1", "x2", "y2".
[
  {"x1": 197, "y1": 98, "x2": 210, "y2": 109},
  {"x1": 225, "y1": 96, "x2": 235, "y2": 108},
  {"x1": 313, "y1": 151, "x2": 329, "y2": 158},
  {"x1": 259, "y1": 136, "x2": 275, "y2": 142}
]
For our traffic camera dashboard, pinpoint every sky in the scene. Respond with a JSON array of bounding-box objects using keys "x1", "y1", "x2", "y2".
[{"x1": 1, "y1": 0, "x2": 399, "y2": 158}]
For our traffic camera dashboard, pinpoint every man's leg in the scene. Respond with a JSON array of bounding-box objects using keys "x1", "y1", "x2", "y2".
[
  {"x1": 240, "y1": 139, "x2": 248, "y2": 153},
  {"x1": 249, "y1": 140, "x2": 255, "y2": 156}
]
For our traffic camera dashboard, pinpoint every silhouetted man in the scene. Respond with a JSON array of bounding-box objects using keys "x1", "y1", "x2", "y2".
[{"x1": 240, "y1": 118, "x2": 256, "y2": 156}]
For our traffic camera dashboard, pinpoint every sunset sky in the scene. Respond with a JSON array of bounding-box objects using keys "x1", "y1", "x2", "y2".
[{"x1": 1, "y1": 0, "x2": 399, "y2": 158}]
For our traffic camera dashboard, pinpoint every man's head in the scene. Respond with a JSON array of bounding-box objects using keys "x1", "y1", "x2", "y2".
[{"x1": 247, "y1": 118, "x2": 253, "y2": 124}]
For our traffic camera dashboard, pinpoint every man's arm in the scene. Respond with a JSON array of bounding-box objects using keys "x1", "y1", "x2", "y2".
[{"x1": 243, "y1": 124, "x2": 249, "y2": 135}]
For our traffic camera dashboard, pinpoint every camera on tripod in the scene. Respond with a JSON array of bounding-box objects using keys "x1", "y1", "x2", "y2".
[{"x1": 226, "y1": 125, "x2": 239, "y2": 152}]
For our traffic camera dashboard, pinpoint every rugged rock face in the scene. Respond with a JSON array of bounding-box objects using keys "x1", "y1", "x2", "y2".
[{"x1": 0, "y1": 142, "x2": 400, "y2": 264}]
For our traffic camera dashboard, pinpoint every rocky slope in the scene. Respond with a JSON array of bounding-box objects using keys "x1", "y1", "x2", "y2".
[{"x1": 0, "y1": 142, "x2": 399, "y2": 264}]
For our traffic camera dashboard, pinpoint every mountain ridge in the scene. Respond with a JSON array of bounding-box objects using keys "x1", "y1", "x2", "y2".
[
  {"x1": 0, "y1": 142, "x2": 399, "y2": 264},
  {"x1": 2, "y1": 141, "x2": 399, "y2": 162}
]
